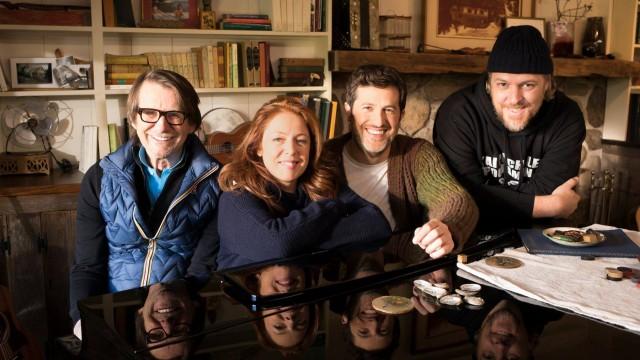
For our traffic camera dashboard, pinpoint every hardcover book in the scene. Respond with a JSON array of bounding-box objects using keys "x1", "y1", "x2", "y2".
[{"x1": 518, "y1": 228, "x2": 640, "y2": 258}]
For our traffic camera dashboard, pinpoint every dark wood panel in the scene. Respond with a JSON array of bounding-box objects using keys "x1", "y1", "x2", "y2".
[
  {"x1": 0, "y1": 169, "x2": 83, "y2": 197},
  {"x1": 329, "y1": 51, "x2": 640, "y2": 78},
  {"x1": 5, "y1": 213, "x2": 48, "y2": 345},
  {"x1": 411, "y1": 312, "x2": 471, "y2": 358},
  {"x1": 0, "y1": 193, "x2": 78, "y2": 214},
  {"x1": 601, "y1": 142, "x2": 640, "y2": 229},
  {"x1": 41, "y1": 210, "x2": 76, "y2": 338},
  {"x1": 0, "y1": 215, "x2": 7, "y2": 286}
]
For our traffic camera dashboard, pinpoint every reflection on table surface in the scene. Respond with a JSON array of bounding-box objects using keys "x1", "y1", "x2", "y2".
[{"x1": 78, "y1": 233, "x2": 640, "y2": 359}]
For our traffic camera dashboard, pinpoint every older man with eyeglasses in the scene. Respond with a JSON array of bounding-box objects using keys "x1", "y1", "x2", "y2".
[{"x1": 69, "y1": 69, "x2": 221, "y2": 339}]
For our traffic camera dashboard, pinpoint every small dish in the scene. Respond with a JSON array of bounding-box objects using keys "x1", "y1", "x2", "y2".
[{"x1": 542, "y1": 227, "x2": 606, "y2": 247}]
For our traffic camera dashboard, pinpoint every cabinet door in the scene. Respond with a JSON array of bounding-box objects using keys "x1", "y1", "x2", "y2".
[
  {"x1": 41, "y1": 210, "x2": 77, "y2": 338},
  {"x1": 411, "y1": 312, "x2": 471, "y2": 358},
  {"x1": 0, "y1": 215, "x2": 7, "y2": 285},
  {"x1": 3, "y1": 213, "x2": 48, "y2": 344}
]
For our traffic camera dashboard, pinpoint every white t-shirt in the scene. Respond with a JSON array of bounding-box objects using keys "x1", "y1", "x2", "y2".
[{"x1": 342, "y1": 148, "x2": 396, "y2": 230}]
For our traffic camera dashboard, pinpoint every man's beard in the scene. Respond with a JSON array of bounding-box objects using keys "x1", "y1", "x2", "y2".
[
  {"x1": 495, "y1": 106, "x2": 534, "y2": 133},
  {"x1": 349, "y1": 115, "x2": 391, "y2": 159}
]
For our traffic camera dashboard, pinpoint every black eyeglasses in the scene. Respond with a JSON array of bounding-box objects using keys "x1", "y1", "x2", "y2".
[
  {"x1": 144, "y1": 323, "x2": 191, "y2": 344},
  {"x1": 137, "y1": 108, "x2": 187, "y2": 125}
]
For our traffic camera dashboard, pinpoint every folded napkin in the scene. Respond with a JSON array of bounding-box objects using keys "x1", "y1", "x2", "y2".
[{"x1": 458, "y1": 225, "x2": 640, "y2": 333}]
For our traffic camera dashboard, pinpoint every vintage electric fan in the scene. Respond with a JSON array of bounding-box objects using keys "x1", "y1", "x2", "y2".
[{"x1": 0, "y1": 100, "x2": 73, "y2": 175}]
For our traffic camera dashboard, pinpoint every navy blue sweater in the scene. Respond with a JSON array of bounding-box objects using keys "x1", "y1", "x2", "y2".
[{"x1": 216, "y1": 186, "x2": 391, "y2": 269}]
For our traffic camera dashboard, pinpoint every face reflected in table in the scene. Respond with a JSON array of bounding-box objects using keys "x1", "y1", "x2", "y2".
[
  {"x1": 475, "y1": 299, "x2": 536, "y2": 360},
  {"x1": 78, "y1": 234, "x2": 640, "y2": 359},
  {"x1": 252, "y1": 264, "x2": 320, "y2": 353},
  {"x1": 136, "y1": 282, "x2": 198, "y2": 359}
]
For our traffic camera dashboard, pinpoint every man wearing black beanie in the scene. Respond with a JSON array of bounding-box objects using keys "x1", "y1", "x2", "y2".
[{"x1": 433, "y1": 25, "x2": 586, "y2": 232}]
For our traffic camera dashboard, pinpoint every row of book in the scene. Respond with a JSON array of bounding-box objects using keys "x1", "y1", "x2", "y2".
[
  {"x1": 104, "y1": 41, "x2": 273, "y2": 89},
  {"x1": 271, "y1": 0, "x2": 325, "y2": 32},
  {"x1": 105, "y1": 51, "x2": 326, "y2": 89},
  {"x1": 300, "y1": 94, "x2": 338, "y2": 141},
  {"x1": 107, "y1": 119, "x2": 130, "y2": 154}
]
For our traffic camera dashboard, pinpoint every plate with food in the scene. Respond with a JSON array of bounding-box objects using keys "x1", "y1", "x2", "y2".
[{"x1": 542, "y1": 227, "x2": 606, "y2": 247}]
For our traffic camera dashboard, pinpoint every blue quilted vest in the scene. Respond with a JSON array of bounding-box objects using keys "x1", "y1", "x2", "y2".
[{"x1": 99, "y1": 134, "x2": 220, "y2": 292}]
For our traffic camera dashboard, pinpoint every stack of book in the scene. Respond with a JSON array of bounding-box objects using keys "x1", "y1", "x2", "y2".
[
  {"x1": 380, "y1": 16, "x2": 412, "y2": 52},
  {"x1": 219, "y1": 14, "x2": 272, "y2": 31},
  {"x1": 105, "y1": 54, "x2": 150, "y2": 85},
  {"x1": 278, "y1": 58, "x2": 324, "y2": 86}
]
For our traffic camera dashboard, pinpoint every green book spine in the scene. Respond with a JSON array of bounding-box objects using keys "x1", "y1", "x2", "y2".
[{"x1": 107, "y1": 123, "x2": 118, "y2": 153}]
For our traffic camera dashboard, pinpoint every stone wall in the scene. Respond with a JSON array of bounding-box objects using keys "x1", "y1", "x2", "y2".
[{"x1": 332, "y1": 73, "x2": 612, "y2": 226}]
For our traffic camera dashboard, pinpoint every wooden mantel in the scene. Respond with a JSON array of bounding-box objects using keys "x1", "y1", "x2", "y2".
[{"x1": 329, "y1": 50, "x2": 640, "y2": 78}]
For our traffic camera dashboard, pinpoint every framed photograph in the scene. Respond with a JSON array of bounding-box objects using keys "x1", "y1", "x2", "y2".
[
  {"x1": 54, "y1": 64, "x2": 93, "y2": 89},
  {"x1": 505, "y1": 17, "x2": 546, "y2": 40},
  {"x1": 424, "y1": 0, "x2": 533, "y2": 52},
  {"x1": 141, "y1": 0, "x2": 199, "y2": 28},
  {"x1": 10, "y1": 58, "x2": 57, "y2": 89}
]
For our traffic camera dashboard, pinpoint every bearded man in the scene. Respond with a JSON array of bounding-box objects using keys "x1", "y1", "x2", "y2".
[
  {"x1": 434, "y1": 25, "x2": 586, "y2": 232},
  {"x1": 321, "y1": 64, "x2": 478, "y2": 262}
]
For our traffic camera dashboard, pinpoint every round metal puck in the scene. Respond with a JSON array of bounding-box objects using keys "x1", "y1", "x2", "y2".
[
  {"x1": 485, "y1": 256, "x2": 523, "y2": 269},
  {"x1": 372, "y1": 295, "x2": 414, "y2": 315},
  {"x1": 605, "y1": 268, "x2": 623, "y2": 281}
]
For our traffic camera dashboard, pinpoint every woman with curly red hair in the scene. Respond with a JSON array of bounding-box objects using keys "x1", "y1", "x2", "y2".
[{"x1": 216, "y1": 97, "x2": 390, "y2": 269}]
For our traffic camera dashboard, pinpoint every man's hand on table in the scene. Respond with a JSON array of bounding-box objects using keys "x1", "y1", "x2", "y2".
[{"x1": 412, "y1": 219, "x2": 454, "y2": 259}]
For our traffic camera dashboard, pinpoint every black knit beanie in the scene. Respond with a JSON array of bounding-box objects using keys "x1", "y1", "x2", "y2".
[{"x1": 487, "y1": 25, "x2": 553, "y2": 74}]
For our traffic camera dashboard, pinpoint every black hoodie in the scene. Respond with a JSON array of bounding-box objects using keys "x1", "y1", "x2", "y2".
[{"x1": 434, "y1": 77, "x2": 586, "y2": 232}]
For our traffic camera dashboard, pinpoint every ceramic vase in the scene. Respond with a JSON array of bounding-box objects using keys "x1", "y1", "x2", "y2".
[
  {"x1": 582, "y1": 17, "x2": 605, "y2": 57},
  {"x1": 548, "y1": 20, "x2": 574, "y2": 57}
]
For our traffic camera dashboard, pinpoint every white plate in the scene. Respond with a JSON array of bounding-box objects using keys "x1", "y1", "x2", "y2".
[{"x1": 542, "y1": 227, "x2": 606, "y2": 247}]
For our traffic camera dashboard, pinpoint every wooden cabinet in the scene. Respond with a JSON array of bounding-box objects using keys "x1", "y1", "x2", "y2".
[
  {"x1": 0, "y1": 173, "x2": 81, "y2": 347},
  {"x1": 0, "y1": 200, "x2": 77, "y2": 344}
]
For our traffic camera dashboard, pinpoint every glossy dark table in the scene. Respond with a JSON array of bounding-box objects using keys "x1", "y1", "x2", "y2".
[{"x1": 78, "y1": 233, "x2": 640, "y2": 359}]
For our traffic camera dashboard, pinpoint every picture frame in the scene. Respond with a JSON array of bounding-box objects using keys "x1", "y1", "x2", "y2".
[
  {"x1": 424, "y1": 0, "x2": 534, "y2": 52},
  {"x1": 54, "y1": 64, "x2": 93, "y2": 89},
  {"x1": 10, "y1": 58, "x2": 57, "y2": 89},
  {"x1": 505, "y1": 17, "x2": 546, "y2": 40},
  {"x1": 200, "y1": 10, "x2": 216, "y2": 30},
  {"x1": 141, "y1": 0, "x2": 199, "y2": 28}
]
